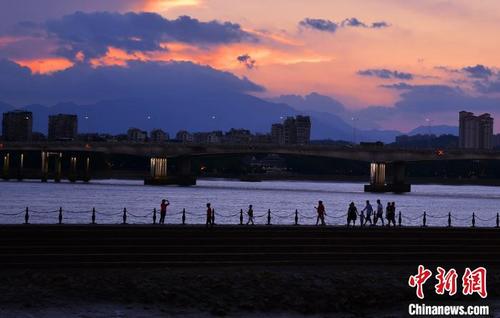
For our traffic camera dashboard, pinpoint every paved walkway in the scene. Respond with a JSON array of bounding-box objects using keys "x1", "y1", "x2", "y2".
[{"x1": 0, "y1": 225, "x2": 499, "y2": 267}]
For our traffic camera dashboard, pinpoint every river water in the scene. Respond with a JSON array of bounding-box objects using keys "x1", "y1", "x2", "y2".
[{"x1": 0, "y1": 179, "x2": 499, "y2": 227}]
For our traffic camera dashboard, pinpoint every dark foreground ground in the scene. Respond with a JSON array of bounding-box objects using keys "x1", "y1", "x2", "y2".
[
  {"x1": 1, "y1": 225, "x2": 499, "y2": 317},
  {"x1": 0, "y1": 265, "x2": 499, "y2": 317}
]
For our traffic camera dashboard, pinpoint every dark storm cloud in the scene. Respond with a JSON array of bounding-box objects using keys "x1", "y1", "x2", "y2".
[
  {"x1": 371, "y1": 21, "x2": 390, "y2": 28},
  {"x1": 474, "y1": 76, "x2": 500, "y2": 93},
  {"x1": 358, "y1": 83, "x2": 500, "y2": 121},
  {"x1": 237, "y1": 54, "x2": 256, "y2": 69},
  {"x1": 0, "y1": 0, "x2": 134, "y2": 31},
  {"x1": 379, "y1": 82, "x2": 414, "y2": 90},
  {"x1": 0, "y1": 37, "x2": 57, "y2": 60},
  {"x1": 358, "y1": 69, "x2": 414, "y2": 80},
  {"x1": 436, "y1": 64, "x2": 495, "y2": 78},
  {"x1": 341, "y1": 18, "x2": 367, "y2": 27},
  {"x1": 462, "y1": 64, "x2": 493, "y2": 79},
  {"x1": 9, "y1": 12, "x2": 257, "y2": 60},
  {"x1": 0, "y1": 59, "x2": 264, "y2": 105},
  {"x1": 391, "y1": 85, "x2": 467, "y2": 112},
  {"x1": 299, "y1": 18, "x2": 338, "y2": 33},
  {"x1": 299, "y1": 17, "x2": 390, "y2": 33}
]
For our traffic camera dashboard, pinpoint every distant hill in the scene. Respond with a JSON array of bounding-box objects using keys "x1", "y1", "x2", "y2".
[
  {"x1": 0, "y1": 60, "x2": 402, "y2": 142},
  {"x1": 0, "y1": 97, "x2": 404, "y2": 142},
  {"x1": 0, "y1": 97, "x2": 362, "y2": 141},
  {"x1": 269, "y1": 93, "x2": 347, "y2": 114},
  {"x1": 408, "y1": 125, "x2": 458, "y2": 136}
]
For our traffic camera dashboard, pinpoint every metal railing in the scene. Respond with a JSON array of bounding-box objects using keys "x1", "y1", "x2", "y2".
[{"x1": 0, "y1": 207, "x2": 499, "y2": 228}]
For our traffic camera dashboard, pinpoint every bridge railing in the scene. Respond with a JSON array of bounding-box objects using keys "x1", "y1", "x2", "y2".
[{"x1": 0, "y1": 207, "x2": 499, "y2": 228}]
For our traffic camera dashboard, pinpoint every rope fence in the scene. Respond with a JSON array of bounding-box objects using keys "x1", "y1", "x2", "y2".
[{"x1": 1, "y1": 207, "x2": 500, "y2": 228}]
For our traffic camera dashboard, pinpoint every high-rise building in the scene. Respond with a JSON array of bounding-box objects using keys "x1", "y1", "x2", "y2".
[
  {"x1": 193, "y1": 132, "x2": 210, "y2": 143},
  {"x1": 459, "y1": 111, "x2": 479, "y2": 149},
  {"x1": 127, "y1": 128, "x2": 148, "y2": 142},
  {"x1": 2, "y1": 111, "x2": 33, "y2": 141},
  {"x1": 253, "y1": 133, "x2": 272, "y2": 144},
  {"x1": 150, "y1": 129, "x2": 169, "y2": 143},
  {"x1": 271, "y1": 115, "x2": 311, "y2": 145},
  {"x1": 459, "y1": 111, "x2": 493, "y2": 149},
  {"x1": 207, "y1": 131, "x2": 223, "y2": 144},
  {"x1": 48, "y1": 114, "x2": 78, "y2": 141},
  {"x1": 478, "y1": 113, "x2": 493, "y2": 149},
  {"x1": 295, "y1": 115, "x2": 311, "y2": 144},
  {"x1": 176, "y1": 130, "x2": 193, "y2": 143},
  {"x1": 271, "y1": 123, "x2": 284, "y2": 144},
  {"x1": 225, "y1": 128, "x2": 252, "y2": 144},
  {"x1": 283, "y1": 117, "x2": 297, "y2": 144}
]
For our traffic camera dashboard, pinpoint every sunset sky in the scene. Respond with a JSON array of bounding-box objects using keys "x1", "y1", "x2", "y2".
[{"x1": 1, "y1": 0, "x2": 500, "y2": 132}]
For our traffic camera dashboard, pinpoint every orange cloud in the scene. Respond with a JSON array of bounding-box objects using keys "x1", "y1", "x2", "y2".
[
  {"x1": 141, "y1": 0, "x2": 202, "y2": 12},
  {"x1": 88, "y1": 40, "x2": 327, "y2": 70},
  {"x1": 15, "y1": 58, "x2": 74, "y2": 74},
  {"x1": 89, "y1": 47, "x2": 150, "y2": 67}
]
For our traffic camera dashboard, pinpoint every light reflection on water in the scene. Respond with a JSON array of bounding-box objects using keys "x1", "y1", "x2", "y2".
[{"x1": 0, "y1": 179, "x2": 499, "y2": 227}]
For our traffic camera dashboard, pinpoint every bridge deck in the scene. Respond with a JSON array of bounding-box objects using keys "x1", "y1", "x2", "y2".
[{"x1": 3, "y1": 142, "x2": 500, "y2": 161}]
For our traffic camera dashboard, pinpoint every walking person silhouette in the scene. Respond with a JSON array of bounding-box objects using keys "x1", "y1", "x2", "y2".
[
  {"x1": 359, "y1": 207, "x2": 365, "y2": 227},
  {"x1": 206, "y1": 203, "x2": 213, "y2": 227},
  {"x1": 385, "y1": 202, "x2": 391, "y2": 226},
  {"x1": 159, "y1": 199, "x2": 169, "y2": 224},
  {"x1": 315, "y1": 200, "x2": 326, "y2": 226},
  {"x1": 388, "y1": 202, "x2": 397, "y2": 226},
  {"x1": 347, "y1": 202, "x2": 358, "y2": 227},
  {"x1": 361, "y1": 200, "x2": 373, "y2": 226},
  {"x1": 246, "y1": 204, "x2": 255, "y2": 225},
  {"x1": 374, "y1": 199, "x2": 384, "y2": 226}
]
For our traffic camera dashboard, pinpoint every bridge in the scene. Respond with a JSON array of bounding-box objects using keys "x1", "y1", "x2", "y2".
[{"x1": 2, "y1": 142, "x2": 500, "y2": 192}]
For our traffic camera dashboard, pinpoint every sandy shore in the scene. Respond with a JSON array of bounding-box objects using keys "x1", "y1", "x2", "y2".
[{"x1": 0, "y1": 265, "x2": 498, "y2": 317}]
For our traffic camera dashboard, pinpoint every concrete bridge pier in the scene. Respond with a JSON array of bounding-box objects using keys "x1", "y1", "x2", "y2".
[
  {"x1": 177, "y1": 157, "x2": 197, "y2": 186},
  {"x1": 41, "y1": 152, "x2": 48, "y2": 182},
  {"x1": 2, "y1": 153, "x2": 10, "y2": 180},
  {"x1": 83, "y1": 156, "x2": 91, "y2": 182},
  {"x1": 144, "y1": 157, "x2": 168, "y2": 185},
  {"x1": 16, "y1": 153, "x2": 24, "y2": 181},
  {"x1": 54, "y1": 153, "x2": 62, "y2": 183},
  {"x1": 144, "y1": 156, "x2": 196, "y2": 186},
  {"x1": 392, "y1": 161, "x2": 406, "y2": 184},
  {"x1": 68, "y1": 156, "x2": 77, "y2": 182},
  {"x1": 364, "y1": 162, "x2": 385, "y2": 192},
  {"x1": 41, "y1": 151, "x2": 63, "y2": 182},
  {"x1": 364, "y1": 161, "x2": 411, "y2": 193}
]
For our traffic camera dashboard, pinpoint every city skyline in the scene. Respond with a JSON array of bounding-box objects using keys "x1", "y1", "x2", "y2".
[
  {"x1": 1, "y1": 1, "x2": 500, "y2": 132},
  {"x1": 2, "y1": 110, "x2": 314, "y2": 145}
]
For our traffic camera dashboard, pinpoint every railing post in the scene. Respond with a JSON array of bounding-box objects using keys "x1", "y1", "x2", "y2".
[
  {"x1": 422, "y1": 211, "x2": 426, "y2": 227},
  {"x1": 211, "y1": 208, "x2": 215, "y2": 225},
  {"x1": 294, "y1": 209, "x2": 299, "y2": 225},
  {"x1": 182, "y1": 208, "x2": 186, "y2": 225},
  {"x1": 239, "y1": 209, "x2": 243, "y2": 225},
  {"x1": 472, "y1": 212, "x2": 475, "y2": 228},
  {"x1": 122, "y1": 208, "x2": 127, "y2": 224},
  {"x1": 448, "y1": 212, "x2": 451, "y2": 227},
  {"x1": 24, "y1": 207, "x2": 29, "y2": 224},
  {"x1": 398, "y1": 211, "x2": 402, "y2": 227},
  {"x1": 267, "y1": 209, "x2": 271, "y2": 225},
  {"x1": 497, "y1": 213, "x2": 499, "y2": 228},
  {"x1": 92, "y1": 207, "x2": 96, "y2": 224},
  {"x1": 58, "y1": 207, "x2": 63, "y2": 224},
  {"x1": 152, "y1": 208, "x2": 157, "y2": 224}
]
